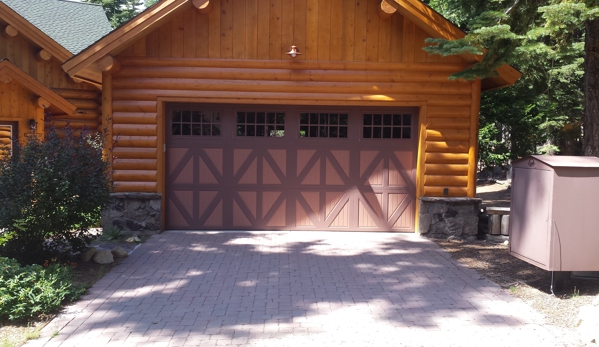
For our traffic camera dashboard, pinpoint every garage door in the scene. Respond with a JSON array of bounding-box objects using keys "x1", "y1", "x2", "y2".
[{"x1": 165, "y1": 104, "x2": 417, "y2": 231}]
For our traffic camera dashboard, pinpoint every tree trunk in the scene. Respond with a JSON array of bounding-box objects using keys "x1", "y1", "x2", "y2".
[{"x1": 583, "y1": 17, "x2": 599, "y2": 156}]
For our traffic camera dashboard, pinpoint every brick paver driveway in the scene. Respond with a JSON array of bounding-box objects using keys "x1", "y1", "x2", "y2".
[{"x1": 29, "y1": 231, "x2": 575, "y2": 347}]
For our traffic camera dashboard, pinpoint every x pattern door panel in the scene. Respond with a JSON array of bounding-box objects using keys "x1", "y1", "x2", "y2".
[{"x1": 166, "y1": 105, "x2": 416, "y2": 231}]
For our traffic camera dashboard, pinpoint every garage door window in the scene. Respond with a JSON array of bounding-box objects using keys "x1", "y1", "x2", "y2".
[
  {"x1": 236, "y1": 111, "x2": 285, "y2": 137},
  {"x1": 171, "y1": 110, "x2": 221, "y2": 136},
  {"x1": 299, "y1": 113, "x2": 348, "y2": 138},
  {"x1": 363, "y1": 113, "x2": 411, "y2": 139}
]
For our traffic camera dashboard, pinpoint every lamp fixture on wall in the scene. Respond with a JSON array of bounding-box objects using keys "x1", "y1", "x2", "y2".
[
  {"x1": 29, "y1": 119, "x2": 37, "y2": 132},
  {"x1": 286, "y1": 45, "x2": 301, "y2": 58}
]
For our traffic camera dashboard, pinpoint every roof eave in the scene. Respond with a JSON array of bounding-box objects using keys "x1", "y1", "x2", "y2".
[
  {"x1": 63, "y1": 0, "x2": 190, "y2": 78},
  {"x1": 0, "y1": 59, "x2": 77, "y2": 114},
  {"x1": 0, "y1": 1, "x2": 72, "y2": 62}
]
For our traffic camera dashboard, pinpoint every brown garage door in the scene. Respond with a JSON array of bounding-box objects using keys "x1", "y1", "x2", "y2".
[{"x1": 165, "y1": 104, "x2": 417, "y2": 231}]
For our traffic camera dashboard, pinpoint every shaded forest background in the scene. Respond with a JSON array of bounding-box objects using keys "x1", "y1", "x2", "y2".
[{"x1": 85, "y1": 0, "x2": 598, "y2": 169}]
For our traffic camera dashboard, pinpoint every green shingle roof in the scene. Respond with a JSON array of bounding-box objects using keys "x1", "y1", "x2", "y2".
[{"x1": 0, "y1": 0, "x2": 112, "y2": 55}]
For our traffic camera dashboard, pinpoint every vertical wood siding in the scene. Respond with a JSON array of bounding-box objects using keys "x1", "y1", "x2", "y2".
[
  {"x1": 0, "y1": 21, "x2": 101, "y2": 133},
  {"x1": 111, "y1": 0, "x2": 478, "y2": 198}
]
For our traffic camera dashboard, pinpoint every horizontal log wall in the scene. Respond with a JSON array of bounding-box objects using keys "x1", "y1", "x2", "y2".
[
  {"x1": 48, "y1": 89, "x2": 102, "y2": 131},
  {"x1": 118, "y1": 1, "x2": 462, "y2": 64},
  {"x1": 109, "y1": 57, "x2": 475, "y2": 195}
]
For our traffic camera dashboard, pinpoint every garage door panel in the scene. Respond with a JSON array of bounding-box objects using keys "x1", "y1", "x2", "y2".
[{"x1": 166, "y1": 104, "x2": 417, "y2": 231}]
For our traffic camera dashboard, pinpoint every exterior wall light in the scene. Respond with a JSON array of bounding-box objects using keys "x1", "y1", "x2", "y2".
[{"x1": 286, "y1": 45, "x2": 301, "y2": 58}]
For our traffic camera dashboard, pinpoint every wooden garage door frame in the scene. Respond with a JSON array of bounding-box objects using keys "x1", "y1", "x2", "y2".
[{"x1": 163, "y1": 102, "x2": 420, "y2": 231}]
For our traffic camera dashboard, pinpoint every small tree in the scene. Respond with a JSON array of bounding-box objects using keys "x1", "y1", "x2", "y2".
[{"x1": 0, "y1": 126, "x2": 112, "y2": 264}]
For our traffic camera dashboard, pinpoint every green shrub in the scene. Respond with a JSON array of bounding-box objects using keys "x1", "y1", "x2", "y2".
[
  {"x1": 0, "y1": 257, "x2": 85, "y2": 321},
  {"x1": 0, "y1": 126, "x2": 112, "y2": 264}
]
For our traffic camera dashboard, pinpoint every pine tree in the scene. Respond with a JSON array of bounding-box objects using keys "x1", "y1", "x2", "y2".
[
  {"x1": 424, "y1": 0, "x2": 598, "y2": 157},
  {"x1": 85, "y1": 0, "x2": 144, "y2": 28}
]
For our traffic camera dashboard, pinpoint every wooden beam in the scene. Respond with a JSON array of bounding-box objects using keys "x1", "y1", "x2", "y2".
[
  {"x1": 0, "y1": 73, "x2": 12, "y2": 84},
  {"x1": 35, "y1": 49, "x2": 52, "y2": 62},
  {"x1": 34, "y1": 96, "x2": 51, "y2": 109},
  {"x1": 192, "y1": 0, "x2": 212, "y2": 14},
  {"x1": 2, "y1": 25, "x2": 18, "y2": 38},
  {"x1": 378, "y1": 0, "x2": 398, "y2": 19},
  {"x1": 96, "y1": 55, "x2": 121, "y2": 74}
]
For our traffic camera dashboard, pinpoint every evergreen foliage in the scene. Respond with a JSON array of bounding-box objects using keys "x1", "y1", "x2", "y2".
[
  {"x1": 85, "y1": 0, "x2": 144, "y2": 28},
  {"x1": 424, "y1": 0, "x2": 597, "y2": 163}
]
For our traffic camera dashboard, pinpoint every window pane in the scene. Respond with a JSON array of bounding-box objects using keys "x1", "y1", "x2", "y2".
[
  {"x1": 364, "y1": 114, "x2": 372, "y2": 125},
  {"x1": 267, "y1": 125, "x2": 275, "y2": 137},
  {"x1": 392, "y1": 127, "x2": 401, "y2": 138},
  {"x1": 237, "y1": 112, "x2": 245, "y2": 123},
  {"x1": 172, "y1": 123, "x2": 181, "y2": 135},
  {"x1": 192, "y1": 124, "x2": 202, "y2": 135},
  {"x1": 300, "y1": 126, "x2": 308, "y2": 137},
  {"x1": 339, "y1": 127, "x2": 348, "y2": 138},
  {"x1": 212, "y1": 124, "x2": 221, "y2": 136},
  {"x1": 383, "y1": 127, "x2": 391, "y2": 138},
  {"x1": 192, "y1": 111, "x2": 202, "y2": 123},
  {"x1": 247, "y1": 125, "x2": 256, "y2": 136},
  {"x1": 402, "y1": 127, "x2": 411, "y2": 139},
  {"x1": 182, "y1": 111, "x2": 191, "y2": 122},
  {"x1": 373, "y1": 114, "x2": 382, "y2": 126},
  {"x1": 330, "y1": 114, "x2": 339, "y2": 125},
  {"x1": 214, "y1": 113, "x2": 221, "y2": 122},
  {"x1": 256, "y1": 125, "x2": 265, "y2": 137},
  {"x1": 319, "y1": 126, "x2": 328, "y2": 137},
  {"x1": 300, "y1": 113, "x2": 309, "y2": 124},
  {"x1": 182, "y1": 124, "x2": 191, "y2": 135},
  {"x1": 403, "y1": 114, "x2": 411, "y2": 126},
  {"x1": 373, "y1": 127, "x2": 382, "y2": 138},
  {"x1": 309, "y1": 126, "x2": 318, "y2": 137},
  {"x1": 256, "y1": 112, "x2": 265, "y2": 124},
  {"x1": 393, "y1": 114, "x2": 401, "y2": 126},
  {"x1": 330, "y1": 126, "x2": 339, "y2": 137},
  {"x1": 363, "y1": 127, "x2": 372, "y2": 138},
  {"x1": 173, "y1": 111, "x2": 181, "y2": 122},
  {"x1": 310, "y1": 113, "x2": 318, "y2": 124},
  {"x1": 383, "y1": 114, "x2": 392, "y2": 126},
  {"x1": 267, "y1": 112, "x2": 275, "y2": 124},
  {"x1": 237, "y1": 125, "x2": 246, "y2": 136},
  {"x1": 320, "y1": 113, "x2": 328, "y2": 125},
  {"x1": 247, "y1": 112, "x2": 256, "y2": 123},
  {"x1": 277, "y1": 113, "x2": 285, "y2": 124},
  {"x1": 340, "y1": 114, "x2": 348, "y2": 125},
  {"x1": 202, "y1": 124, "x2": 211, "y2": 135}
]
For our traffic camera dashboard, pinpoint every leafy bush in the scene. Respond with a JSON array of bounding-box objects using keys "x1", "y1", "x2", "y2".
[
  {"x1": 0, "y1": 257, "x2": 85, "y2": 321},
  {"x1": 0, "y1": 126, "x2": 111, "y2": 264}
]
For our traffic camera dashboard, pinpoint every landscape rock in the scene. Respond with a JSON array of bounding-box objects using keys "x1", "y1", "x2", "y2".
[
  {"x1": 93, "y1": 250, "x2": 114, "y2": 264},
  {"x1": 111, "y1": 246, "x2": 129, "y2": 258},
  {"x1": 80, "y1": 247, "x2": 97, "y2": 262}
]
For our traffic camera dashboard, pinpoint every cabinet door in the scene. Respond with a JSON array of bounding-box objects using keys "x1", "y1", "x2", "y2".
[{"x1": 510, "y1": 167, "x2": 552, "y2": 269}]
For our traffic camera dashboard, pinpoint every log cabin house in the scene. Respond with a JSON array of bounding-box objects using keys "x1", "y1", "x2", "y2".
[
  {"x1": 61, "y1": 0, "x2": 520, "y2": 235},
  {"x1": 0, "y1": 0, "x2": 111, "y2": 156}
]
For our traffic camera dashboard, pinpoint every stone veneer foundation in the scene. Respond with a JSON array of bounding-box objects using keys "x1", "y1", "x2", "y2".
[
  {"x1": 418, "y1": 197, "x2": 481, "y2": 240},
  {"x1": 102, "y1": 193, "x2": 162, "y2": 235}
]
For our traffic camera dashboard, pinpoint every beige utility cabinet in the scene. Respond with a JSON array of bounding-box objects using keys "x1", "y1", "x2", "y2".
[{"x1": 510, "y1": 155, "x2": 599, "y2": 271}]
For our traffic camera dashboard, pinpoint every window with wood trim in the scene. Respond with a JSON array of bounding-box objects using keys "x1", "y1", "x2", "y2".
[
  {"x1": 0, "y1": 123, "x2": 17, "y2": 157},
  {"x1": 171, "y1": 110, "x2": 221, "y2": 136},
  {"x1": 299, "y1": 113, "x2": 348, "y2": 138},
  {"x1": 236, "y1": 111, "x2": 285, "y2": 137},
  {"x1": 362, "y1": 114, "x2": 411, "y2": 139}
]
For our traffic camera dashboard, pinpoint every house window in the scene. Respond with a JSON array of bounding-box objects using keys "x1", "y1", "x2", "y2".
[
  {"x1": 363, "y1": 114, "x2": 411, "y2": 139},
  {"x1": 299, "y1": 113, "x2": 348, "y2": 138},
  {"x1": 0, "y1": 123, "x2": 16, "y2": 157},
  {"x1": 171, "y1": 110, "x2": 221, "y2": 136},
  {"x1": 236, "y1": 111, "x2": 285, "y2": 137}
]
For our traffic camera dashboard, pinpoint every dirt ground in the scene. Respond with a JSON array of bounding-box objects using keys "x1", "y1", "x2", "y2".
[{"x1": 432, "y1": 182, "x2": 599, "y2": 344}]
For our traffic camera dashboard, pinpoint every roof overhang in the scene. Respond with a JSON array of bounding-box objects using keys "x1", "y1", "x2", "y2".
[
  {"x1": 63, "y1": 0, "x2": 190, "y2": 80},
  {"x1": 0, "y1": 59, "x2": 77, "y2": 115},
  {"x1": 63, "y1": 0, "x2": 521, "y2": 91}
]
